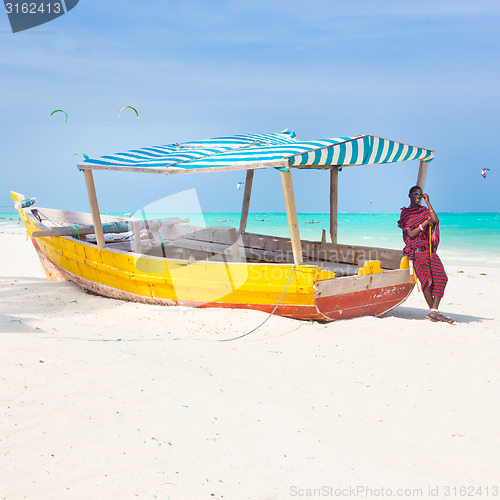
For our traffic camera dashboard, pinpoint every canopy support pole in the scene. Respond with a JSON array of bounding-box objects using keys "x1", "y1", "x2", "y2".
[
  {"x1": 82, "y1": 169, "x2": 105, "y2": 249},
  {"x1": 280, "y1": 170, "x2": 303, "y2": 266},
  {"x1": 330, "y1": 168, "x2": 338, "y2": 244},
  {"x1": 416, "y1": 160, "x2": 429, "y2": 191},
  {"x1": 239, "y1": 169, "x2": 254, "y2": 233}
]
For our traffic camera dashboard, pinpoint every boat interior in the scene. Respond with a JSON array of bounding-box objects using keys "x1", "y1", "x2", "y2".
[{"x1": 27, "y1": 207, "x2": 405, "y2": 278}]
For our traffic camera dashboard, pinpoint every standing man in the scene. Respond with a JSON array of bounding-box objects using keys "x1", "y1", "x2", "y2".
[{"x1": 398, "y1": 186, "x2": 454, "y2": 323}]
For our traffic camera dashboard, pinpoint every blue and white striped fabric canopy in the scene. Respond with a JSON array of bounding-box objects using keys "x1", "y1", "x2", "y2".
[{"x1": 79, "y1": 131, "x2": 434, "y2": 175}]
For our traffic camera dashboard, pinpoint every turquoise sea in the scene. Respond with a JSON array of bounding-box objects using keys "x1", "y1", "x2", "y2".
[{"x1": 1, "y1": 211, "x2": 499, "y2": 264}]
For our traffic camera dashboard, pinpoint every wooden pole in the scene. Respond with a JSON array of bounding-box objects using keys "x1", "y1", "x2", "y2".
[
  {"x1": 82, "y1": 169, "x2": 105, "y2": 249},
  {"x1": 133, "y1": 221, "x2": 142, "y2": 254},
  {"x1": 330, "y1": 168, "x2": 338, "y2": 244},
  {"x1": 280, "y1": 170, "x2": 303, "y2": 266},
  {"x1": 239, "y1": 169, "x2": 254, "y2": 233},
  {"x1": 416, "y1": 160, "x2": 429, "y2": 191}
]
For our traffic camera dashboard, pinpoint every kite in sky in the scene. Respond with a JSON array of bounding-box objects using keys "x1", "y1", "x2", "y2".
[
  {"x1": 481, "y1": 168, "x2": 490, "y2": 178},
  {"x1": 237, "y1": 182, "x2": 244, "y2": 190},
  {"x1": 50, "y1": 109, "x2": 68, "y2": 122},
  {"x1": 118, "y1": 105, "x2": 139, "y2": 118}
]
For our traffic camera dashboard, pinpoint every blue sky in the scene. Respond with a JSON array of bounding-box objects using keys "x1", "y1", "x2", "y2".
[{"x1": 1, "y1": 0, "x2": 499, "y2": 214}]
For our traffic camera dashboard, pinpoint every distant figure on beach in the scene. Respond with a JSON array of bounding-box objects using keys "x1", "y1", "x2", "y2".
[{"x1": 398, "y1": 186, "x2": 454, "y2": 324}]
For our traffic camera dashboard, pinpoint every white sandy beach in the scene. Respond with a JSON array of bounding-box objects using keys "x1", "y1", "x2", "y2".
[{"x1": 1, "y1": 231, "x2": 499, "y2": 499}]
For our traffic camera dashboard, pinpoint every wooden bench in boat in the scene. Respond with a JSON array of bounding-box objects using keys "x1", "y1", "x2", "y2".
[
  {"x1": 305, "y1": 261, "x2": 359, "y2": 277},
  {"x1": 155, "y1": 225, "x2": 403, "y2": 269},
  {"x1": 105, "y1": 224, "x2": 383, "y2": 278}
]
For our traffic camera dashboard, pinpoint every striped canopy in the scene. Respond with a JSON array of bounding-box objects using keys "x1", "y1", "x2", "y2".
[{"x1": 78, "y1": 131, "x2": 434, "y2": 175}]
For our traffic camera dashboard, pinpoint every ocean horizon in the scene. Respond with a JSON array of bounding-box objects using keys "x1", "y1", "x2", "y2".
[{"x1": 2, "y1": 211, "x2": 499, "y2": 264}]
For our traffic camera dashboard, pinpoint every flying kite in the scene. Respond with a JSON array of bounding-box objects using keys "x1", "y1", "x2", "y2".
[
  {"x1": 118, "y1": 105, "x2": 139, "y2": 118},
  {"x1": 237, "y1": 182, "x2": 244, "y2": 190},
  {"x1": 50, "y1": 109, "x2": 68, "y2": 123},
  {"x1": 481, "y1": 168, "x2": 490, "y2": 178},
  {"x1": 73, "y1": 153, "x2": 89, "y2": 161}
]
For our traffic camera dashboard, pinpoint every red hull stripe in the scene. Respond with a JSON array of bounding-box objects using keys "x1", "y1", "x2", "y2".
[{"x1": 316, "y1": 283, "x2": 414, "y2": 320}]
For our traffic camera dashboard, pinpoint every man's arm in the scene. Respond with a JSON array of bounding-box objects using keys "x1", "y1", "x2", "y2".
[
  {"x1": 406, "y1": 219, "x2": 432, "y2": 239},
  {"x1": 423, "y1": 193, "x2": 439, "y2": 224}
]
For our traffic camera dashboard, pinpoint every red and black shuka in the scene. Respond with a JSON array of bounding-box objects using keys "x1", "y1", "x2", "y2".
[{"x1": 398, "y1": 205, "x2": 448, "y2": 297}]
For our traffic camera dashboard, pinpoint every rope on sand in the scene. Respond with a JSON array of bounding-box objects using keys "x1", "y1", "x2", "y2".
[{"x1": 217, "y1": 264, "x2": 296, "y2": 342}]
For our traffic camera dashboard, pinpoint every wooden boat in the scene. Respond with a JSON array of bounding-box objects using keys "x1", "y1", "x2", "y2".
[{"x1": 12, "y1": 132, "x2": 434, "y2": 321}]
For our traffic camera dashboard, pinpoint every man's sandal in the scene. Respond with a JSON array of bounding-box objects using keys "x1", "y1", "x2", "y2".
[{"x1": 427, "y1": 309, "x2": 455, "y2": 324}]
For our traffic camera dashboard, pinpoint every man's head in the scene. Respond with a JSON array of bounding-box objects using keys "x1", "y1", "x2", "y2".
[{"x1": 408, "y1": 185, "x2": 423, "y2": 206}]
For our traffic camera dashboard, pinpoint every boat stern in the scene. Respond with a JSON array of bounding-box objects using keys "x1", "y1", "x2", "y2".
[{"x1": 314, "y1": 268, "x2": 414, "y2": 321}]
